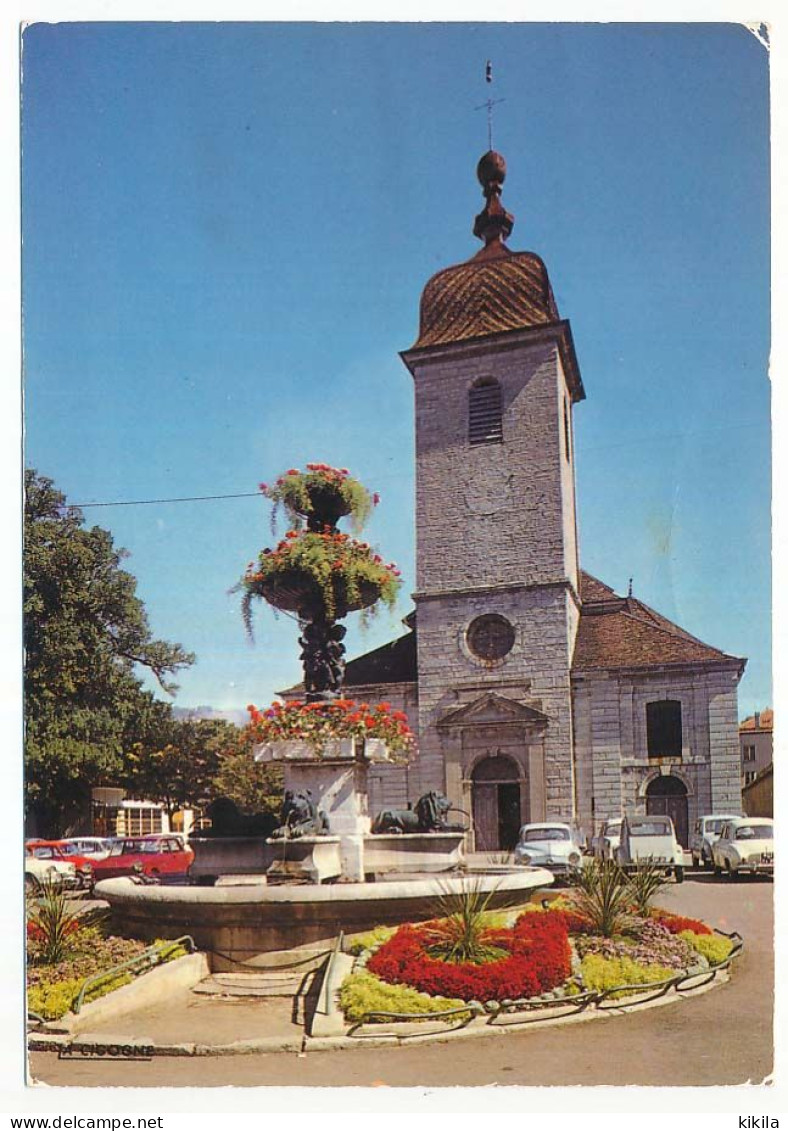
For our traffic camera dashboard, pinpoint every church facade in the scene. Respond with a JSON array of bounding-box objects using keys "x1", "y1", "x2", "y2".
[{"x1": 338, "y1": 150, "x2": 745, "y2": 849}]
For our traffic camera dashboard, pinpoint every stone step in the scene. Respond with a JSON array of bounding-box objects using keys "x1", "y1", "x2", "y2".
[{"x1": 192, "y1": 970, "x2": 317, "y2": 999}]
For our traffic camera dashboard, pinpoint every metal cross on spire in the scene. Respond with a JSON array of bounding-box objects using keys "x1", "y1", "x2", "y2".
[{"x1": 475, "y1": 60, "x2": 505, "y2": 151}]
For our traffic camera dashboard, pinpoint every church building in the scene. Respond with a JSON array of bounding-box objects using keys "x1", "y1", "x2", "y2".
[{"x1": 340, "y1": 150, "x2": 745, "y2": 849}]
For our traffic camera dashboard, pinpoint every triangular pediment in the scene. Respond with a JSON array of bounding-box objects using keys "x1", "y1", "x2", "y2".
[{"x1": 437, "y1": 692, "x2": 548, "y2": 731}]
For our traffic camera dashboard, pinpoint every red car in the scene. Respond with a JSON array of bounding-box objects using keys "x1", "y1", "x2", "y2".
[
  {"x1": 91, "y1": 835, "x2": 194, "y2": 885},
  {"x1": 25, "y1": 840, "x2": 94, "y2": 891}
]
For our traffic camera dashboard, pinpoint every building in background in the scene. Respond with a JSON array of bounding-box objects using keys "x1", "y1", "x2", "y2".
[
  {"x1": 739, "y1": 708, "x2": 773, "y2": 786},
  {"x1": 91, "y1": 787, "x2": 169, "y2": 837}
]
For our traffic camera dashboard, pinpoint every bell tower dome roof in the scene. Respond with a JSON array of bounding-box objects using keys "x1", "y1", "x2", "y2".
[{"x1": 413, "y1": 150, "x2": 562, "y2": 350}]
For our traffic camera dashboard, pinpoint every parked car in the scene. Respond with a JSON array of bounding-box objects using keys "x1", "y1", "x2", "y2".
[
  {"x1": 712, "y1": 817, "x2": 774, "y2": 878},
  {"x1": 615, "y1": 814, "x2": 685, "y2": 882},
  {"x1": 25, "y1": 840, "x2": 94, "y2": 891},
  {"x1": 513, "y1": 822, "x2": 583, "y2": 879},
  {"x1": 91, "y1": 834, "x2": 194, "y2": 885},
  {"x1": 24, "y1": 850, "x2": 78, "y2": 895},
  {"x1": 690, "y1": 814, "x2": 743, "y2": 869},
  {"x1": 591, "y1": 818, "x2": 622, "y2": 861},
  {"x1": 57, "y1": 837, "x2": 113, "y2": 861}
]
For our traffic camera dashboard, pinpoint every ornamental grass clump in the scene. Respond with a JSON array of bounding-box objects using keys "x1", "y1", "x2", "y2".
[
  {"x1": 626, "y1": 858, "x2": 670, "y2": 916},
  {"x1": 26, "y1": 877, "x2": 81, "y2": 966},
  {"x1": 568, "y1": 859, "x2": 633, "y2": 938},
  {"x1": 27, "y1": 928, "x2": 190, "y2": 1020},
  {"x1": 423, "y1": 877, "x2": 509, "y2": 966}
]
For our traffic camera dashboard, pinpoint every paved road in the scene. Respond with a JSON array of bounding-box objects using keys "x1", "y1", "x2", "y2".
[{"x1": 29, "y1": 872, "x2": 773, "y2": 1088}]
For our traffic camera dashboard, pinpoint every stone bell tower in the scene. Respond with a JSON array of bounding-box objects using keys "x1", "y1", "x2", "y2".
[{"x1": 400, "y1": 151, "x2": 586, "y2": 849}]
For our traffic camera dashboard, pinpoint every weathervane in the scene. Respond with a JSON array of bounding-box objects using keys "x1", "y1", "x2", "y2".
[{"x1": 475, "y1": 60, "x2": 505, "y2": 151}]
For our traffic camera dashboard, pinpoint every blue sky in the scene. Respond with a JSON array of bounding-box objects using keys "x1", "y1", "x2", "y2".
[{"x1": 21, "y1": 22, "x2": 771, "y2": 718}]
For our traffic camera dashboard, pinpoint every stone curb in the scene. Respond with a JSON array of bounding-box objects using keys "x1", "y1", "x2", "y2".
[{"x1": 28, "y1": 967, "x2": 729, "y2": 1058}]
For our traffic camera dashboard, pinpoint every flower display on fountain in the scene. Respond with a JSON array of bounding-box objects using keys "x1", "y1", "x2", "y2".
[
  {"x1": 237, "y1": 463, "x2": 403, "y2": 704},
  {"x1": 246, "y1": 700, "x2": 413, "y2": 758},
  {"x1": 259, "y1": 463, "x2": 380, "y2": 534},
  {"x1": 241, "y1": 531, "x2": 401, "y2": 626}
]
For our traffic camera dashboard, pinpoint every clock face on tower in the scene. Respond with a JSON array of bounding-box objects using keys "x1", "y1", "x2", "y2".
[{"x1": 462, "y1": 471, "x2": 514, "y2": 517}]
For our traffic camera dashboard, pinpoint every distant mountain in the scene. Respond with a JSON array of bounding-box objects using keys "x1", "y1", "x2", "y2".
[{"x1": 172, "y1": 705, "x2": 249, "y2": 727}]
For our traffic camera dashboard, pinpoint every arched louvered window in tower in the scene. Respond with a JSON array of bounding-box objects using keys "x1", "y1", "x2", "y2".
[{"x1": 468, "y1": 379, "x2": 503, "y2": 445}]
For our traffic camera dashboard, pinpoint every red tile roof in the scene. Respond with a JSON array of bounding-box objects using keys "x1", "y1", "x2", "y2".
[
  {"x1": 739, "y1": 708, "x2": 773, "y2": 731},
  {"x1": 579, "y1": 572, "x2": 620, "y2": 603},
  {"x1": 338, "y1": 571, "x2": 743, "y2": 688},
  {"x1": 573, "y1": 571, "x2": 744, "y2": 673}
]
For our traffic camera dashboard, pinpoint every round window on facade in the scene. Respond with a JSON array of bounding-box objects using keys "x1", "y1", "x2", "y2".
[{"x1": 466, "y1": 614, "x2": 515, "y2": 662}]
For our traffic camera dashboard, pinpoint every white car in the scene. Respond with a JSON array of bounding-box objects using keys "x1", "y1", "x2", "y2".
[
  {"x1": 24, "y1": 853, "x2": 77, "y2": 894},
  {"x1": 514, "y1": 822, "x2": 583, "y2": 878},
  {"x1": 616, "y1": 814, "x2": 685, "y2": 882},
  {"x1": 712, "y1": 817, "x2": 774, "y2": 878},
  {"x1": 592, "y1": 818, "x2": 622, "y2": 861},
  {"x1": 57, "y1": 837, "x2": 113, "y2": 861},
  {"x1": 690, "y1": 814, "x2": 742, "y2": 869}
]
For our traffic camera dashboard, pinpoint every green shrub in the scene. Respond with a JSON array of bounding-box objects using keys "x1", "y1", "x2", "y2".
[
  {"x1": 339, "y1": 970, "x2": 470, "y2": 1023},
  {"x1": 580, "y1": 953, "x2": 676, "y2": 997},
  {"x1": 27, "y1": 938, "x2": 189, "y2": 1020},
  {"x1": 678, "y1": 931, "x2": 734, "y2": 966},
  {"x1": 346, "y1": 926, "x2": 398, "y2": 955},
  {"x1": 27, "y1": 971, "x2": 135, "y2": 1021}
]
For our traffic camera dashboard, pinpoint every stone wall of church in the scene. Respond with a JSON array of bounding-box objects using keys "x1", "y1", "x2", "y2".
[
  {"x1": 572, "y1": 664, "x2": 743, "y2": 842},
  {"x1": 413, "y1": 584, "x2": 576, "y2": 819},
  {"x1": 411, "y1": 332, "x2": 580, "y2": 595}
]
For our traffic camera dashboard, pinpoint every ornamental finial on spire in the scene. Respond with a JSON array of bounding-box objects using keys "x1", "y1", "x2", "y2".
[{"x1": 473, "y1": 149, "x2": 514, "y2": 248}]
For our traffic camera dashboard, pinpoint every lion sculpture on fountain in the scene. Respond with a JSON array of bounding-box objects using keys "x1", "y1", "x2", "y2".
[
  {"x1": 270, "y1": 789, "x2": 330, "y2": 839},
  {"x1": 371, "y1": 791, "x2": 462, "y2": 835}
]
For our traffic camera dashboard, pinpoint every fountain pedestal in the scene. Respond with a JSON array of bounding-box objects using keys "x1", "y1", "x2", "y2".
[{"x1": 255, "y1": 737, "x2": 397, "y2": 882}]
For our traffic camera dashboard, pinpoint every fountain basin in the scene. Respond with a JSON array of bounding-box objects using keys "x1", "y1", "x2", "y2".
[
  {"x1": 95, "y1": 868, "x2": 554, "y2": 969},
  {"x1": 363, "y1": 832, "x2": 465, "y2": 875}
]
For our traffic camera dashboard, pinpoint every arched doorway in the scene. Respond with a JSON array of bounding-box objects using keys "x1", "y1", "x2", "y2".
[
  {"x1": 645, "y1": 775, "x2": 689, "y2": 846},
  {"x1": 471, "y1": 755, "x2": 523, "y2": 851}
]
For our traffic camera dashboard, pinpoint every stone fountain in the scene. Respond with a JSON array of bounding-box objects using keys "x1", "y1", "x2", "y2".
[{"x1": 96, "y1": 465, "x2": 553, "y2": 962}]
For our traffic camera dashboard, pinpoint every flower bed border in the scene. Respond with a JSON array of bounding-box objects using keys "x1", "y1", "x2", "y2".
[
  {"x1": 27, "y1": 936, "x2": 197, "y2": 1028},
  {"x1": 340, "y1": 927, "x2": 743, "y2": 1039}
]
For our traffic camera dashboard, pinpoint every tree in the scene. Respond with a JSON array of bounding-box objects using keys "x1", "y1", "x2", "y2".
[
  {"x1": 211, "y1": 727, "x2": 283, "y2": 816},
  {"x1": 123, "y1": 715, "x2": 240, "y2": 820},
  {"x1": 24, "y1": 470, "x2": 195, "y2": 836}
]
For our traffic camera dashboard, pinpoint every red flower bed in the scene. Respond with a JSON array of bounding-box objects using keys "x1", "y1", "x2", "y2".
[
  {"x1": 367, "y1": 911, "x2": 572, "y2": 1003},
  {"x1": 652, "y1": 912, "x2": 712, "y2": 936}
]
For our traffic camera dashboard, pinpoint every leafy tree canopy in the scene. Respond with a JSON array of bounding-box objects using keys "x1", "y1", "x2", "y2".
[
  {"x1": 124, "y1": 713, "x2": 241, "y2": 817},
  {"x1": 211, "y1": 727, "x2": 283, "y2": 816},
  {"x1": 24, "y1": 469, "x2": 195, "y2": 834}
]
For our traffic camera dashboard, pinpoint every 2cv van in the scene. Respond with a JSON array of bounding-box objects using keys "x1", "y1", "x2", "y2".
[{"x1": 616, "y1": 814, "x2": 685, "y2": 883}]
